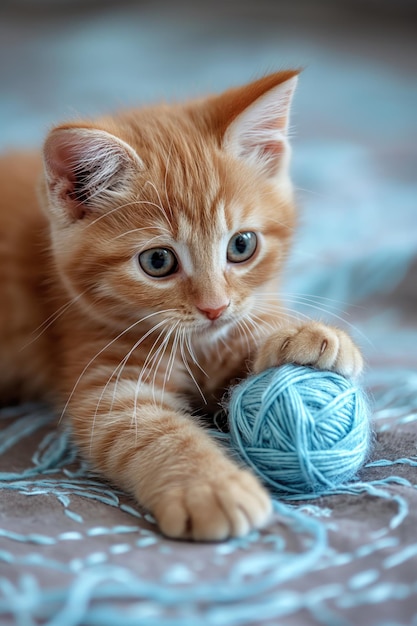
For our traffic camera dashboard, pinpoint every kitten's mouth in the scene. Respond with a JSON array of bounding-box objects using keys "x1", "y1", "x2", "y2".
[{"x1": 195, "y1": 314, "x2": 235, "y2": 336}]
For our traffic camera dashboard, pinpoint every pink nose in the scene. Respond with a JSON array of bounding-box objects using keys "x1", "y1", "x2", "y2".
[{"x1": 197, "y1": 304, "x2": 229, "y2": 321}]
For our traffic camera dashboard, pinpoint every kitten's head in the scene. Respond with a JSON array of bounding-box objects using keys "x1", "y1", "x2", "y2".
[{"x1": 42, "y1": 70, "x2": 298, "y2": 336}]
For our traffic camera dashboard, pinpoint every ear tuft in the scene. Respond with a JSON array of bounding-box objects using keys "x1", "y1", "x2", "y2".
[
  {"x1": 222, "y1": 74, "x2": 298, "y2": 178},
  {"x1": 43, "y1": 127, "x2": 143, "y2": 222}
]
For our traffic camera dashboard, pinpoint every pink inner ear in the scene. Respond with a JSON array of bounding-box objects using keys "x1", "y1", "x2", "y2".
[
  {"x1": 44, "y1": 129, "x2": 101, "y2": 220},
  {"x1": 260, "y1": 140, "x2": 284, "y2": 160},
  {"x1": 45, "y1": 131, "x2": 78, "y2": 181},
  {"x1": 238, "y1": 123, "x2": 286, "y2": 175},
  {"x1": 222, "y1": 76, "x2": 297, "y2": 178},
  {"x1": 239, "y1": 137, "x2": 284, "y2": 161},
  {"x1": 44, "y1": 134, "x2": 89, "y2": 219}
]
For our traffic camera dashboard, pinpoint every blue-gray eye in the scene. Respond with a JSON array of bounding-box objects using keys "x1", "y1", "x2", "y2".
[
  {"x1": 139, "y1": 248, "x2": 178, "y2": 277},
  {"x1": 227, "y1": 232, "x2": 257, "y2": 263}
]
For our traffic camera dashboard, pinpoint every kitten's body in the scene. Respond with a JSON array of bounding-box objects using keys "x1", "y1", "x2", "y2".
[
  {"x1": 0, "y1": 72, "x2": 363, "y2": 540},
  {"x1": 0, "y1": 152, "x2": 56, "y2": 402}
]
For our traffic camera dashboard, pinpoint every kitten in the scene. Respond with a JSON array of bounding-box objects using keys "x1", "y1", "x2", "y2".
[{"x1": 0, "y1": 71, "x2": 363, "y2": 540}]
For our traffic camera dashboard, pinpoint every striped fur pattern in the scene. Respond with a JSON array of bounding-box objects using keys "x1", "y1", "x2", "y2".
[{"x1": 0, "y1": 71, "x2": 362, "y2": 540}]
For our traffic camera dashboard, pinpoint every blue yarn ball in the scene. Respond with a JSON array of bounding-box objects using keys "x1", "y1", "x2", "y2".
[{"x1": 227, "y1": 364, "x2": 371, "y2": 495}]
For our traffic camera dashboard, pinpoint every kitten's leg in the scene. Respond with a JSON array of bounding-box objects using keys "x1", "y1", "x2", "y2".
[
  {"x1": 253, "y1": 321, "x2": 363, "y2": 377},
  {"x1": 71, "y1": 385, "x2": 272, "y2": 541}
]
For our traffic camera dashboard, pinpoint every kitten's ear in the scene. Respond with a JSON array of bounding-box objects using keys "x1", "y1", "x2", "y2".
[
  {"x1": 43, "y1": 126, "x2": 143, "y2": 222},
  {"x1": 220, "y1": 71, "x2": 298, "y2": 179}
]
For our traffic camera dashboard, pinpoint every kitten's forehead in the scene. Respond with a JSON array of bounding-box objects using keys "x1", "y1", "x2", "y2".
[
  {"x1": 156, "y1": 133, "x2": 220, "y2": 205},
  {"x1": 161, "y1": 144, "x2": 253, "y2": 233},
  {"x1": 174, "y1": 198, "x2": 228, "y2": 275},
  {"x1": 177, "y1": 198, "x2": 229, "y2": 241}
]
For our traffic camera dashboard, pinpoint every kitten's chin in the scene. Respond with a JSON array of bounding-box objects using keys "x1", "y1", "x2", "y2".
[{"x1": 193, "y1": 316, "x2": 236, "y2": 341}]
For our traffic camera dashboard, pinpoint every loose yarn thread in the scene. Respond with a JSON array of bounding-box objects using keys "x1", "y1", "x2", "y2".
[{"x1": 227, "y1": 364, "x2": 371, "y2": 495}]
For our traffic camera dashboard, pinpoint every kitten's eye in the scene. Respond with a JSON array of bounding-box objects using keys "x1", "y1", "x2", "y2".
[
  {"x1": 139, "y1": 248, "x2": 178, "y2": 278},
  {"x1": 227, "y1": 232, "x2": 257, "y2": 263}
]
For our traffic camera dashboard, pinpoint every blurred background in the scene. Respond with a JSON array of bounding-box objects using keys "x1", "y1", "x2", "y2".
[
  {"x1": 1, "y1": 0, "x2": 416, "y2": 360},
  {"x1": 1, "y1": 0, "x2": 416, "y2": 148}
]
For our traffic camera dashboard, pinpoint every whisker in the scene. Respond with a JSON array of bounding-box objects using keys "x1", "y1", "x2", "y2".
[
  {"x1": 252, "y1": 302, "x2": 309, "y2": 324},
  {"x1": 259, "y1": 290, "x2": 357, "y2": 309},
  {"x1": 214, "y1": 331, "x2": 236, "y2": 358},
  {"x1": 107, "y1": 318, "x2": 169, "y2": 413},
  {"x1": 246, "y1": 312, "x2": 276, "y2": 334},
  {"x1": 60, "y1": 308, "x2": 176, "y2": 423},
  {"x1": 20, "y1": 290, "x2": 88, "y2": 350},
  {"x1": 283, "y1": 295, "x2": 349, "y2": 314},
  {"x1": 283, "y1": 291, "x2": 357, "y2": 308},
  {"x1": 240, "y1": 315, "x2": 262, "y2": 349},
  {"x1": 89, "y1": 317, "x2": 172, "y2": 451},
  {"x1": 144, "y1": 180, "x2": 172, "y2": 225},
  {"x1": 185, "y1": 333, "x2": 208, "y2": 377},
  {"x1": 85, "y1": 199, "x2": 173, "y2": 231},
  {"x1": 84, "y1": 199, "x2": 143, "y2": 229},
  {"x1": 164, "y1": 141, "x2": 174, "y2": 219},
  {"x1": 280, "y1": 298, "x2": 371, "y2": 344},
  {"x1": 151, "y1": 322, "x2": 178, "y2": 405},
  {"x1": 253, "y1": 298, "x2": 372, "y2": 346},
  {"x1": 133, "y1": 318, "x2": 178, "y2": 418},
  {"x1": 131, "y1": 233, "x2": 170, "y2": 250},
  {"x1": 114, "y1": 225, "x2": 171, "y2": 241},
  {"x1": 140, "y1": 327, "x2": 170, "y2": 383},
  {"x1": 159, "y1": 321, "x2": 181, "y2": 403},
  {"x1": 255, "y1": 290, "x2": 352, "y2": 317},
  {"x1": 234, "y1": 318, "x2": 252, "y2": 358},
  {"x1": 293, "y1": 186, "x2": 325, "y2": 199},
  {"x1": 180, "y1": 328, "x2": 207, "y2": 404},
  {"x1": 132, "y1": 320, "x2": 176, "y2": 419}
]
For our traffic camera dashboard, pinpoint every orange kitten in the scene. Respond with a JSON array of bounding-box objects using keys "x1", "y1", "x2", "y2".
[{"x1": 0, "y1": 71, "x2": 363, "y2": 540}]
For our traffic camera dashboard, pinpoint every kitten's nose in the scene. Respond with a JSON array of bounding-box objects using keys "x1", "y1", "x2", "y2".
[{"x1": 197, "y1": 303, "x2": 229, "y2": 321}]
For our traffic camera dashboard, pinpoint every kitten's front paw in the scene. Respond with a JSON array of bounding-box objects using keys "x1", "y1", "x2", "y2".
[
  {"x1": 153, "y1": 468, "x2": 272, "y2": 541},
  {"x1": 254, "y1": 321, "x2": 363, "y2": 378}
]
